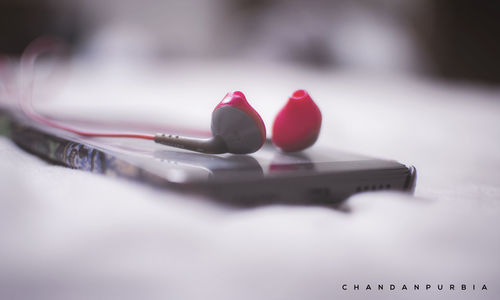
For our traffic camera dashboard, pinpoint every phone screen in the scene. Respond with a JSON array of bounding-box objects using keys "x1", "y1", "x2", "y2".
[{"x1": 5, "y1": 111, "x2": 416, "y2": 205}]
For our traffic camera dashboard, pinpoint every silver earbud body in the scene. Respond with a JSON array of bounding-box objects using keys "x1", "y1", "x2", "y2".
[
  {"x1": 155, "y1": 105, "x2": 265, "y2": 154},
  {"x1": 210, "y1": 106, "x2": 263, "y2": 154}
]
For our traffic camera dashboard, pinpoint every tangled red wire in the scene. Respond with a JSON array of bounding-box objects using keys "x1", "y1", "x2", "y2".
[{"x1": 12, "y1": 37, "x2": 155, "y2": 141}]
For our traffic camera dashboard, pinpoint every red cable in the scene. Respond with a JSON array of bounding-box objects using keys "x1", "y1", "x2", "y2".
[
  {"x1": 16, "y1": 37, "x2": 155, "y2": 141},
  {"x1": 22, "y1": 106, "x2": 155, "y2": 140}
]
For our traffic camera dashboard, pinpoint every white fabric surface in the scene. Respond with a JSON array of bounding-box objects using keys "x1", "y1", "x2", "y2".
[{"x1": 1, "y1": 61, "x2": 499, "y2": 299}]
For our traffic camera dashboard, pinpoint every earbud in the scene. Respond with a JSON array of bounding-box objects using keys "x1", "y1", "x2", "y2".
[
  {"x1": 154, "y1": 91, "x2": 266, "y2": 154},
  {"x1": 272, "y1": 89, "x2": 322, "y2": 152}
]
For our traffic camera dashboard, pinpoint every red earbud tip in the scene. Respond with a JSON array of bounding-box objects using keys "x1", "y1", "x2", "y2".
[{"x1": 272, "y1": 89, "x2": 322, "y2": 152}]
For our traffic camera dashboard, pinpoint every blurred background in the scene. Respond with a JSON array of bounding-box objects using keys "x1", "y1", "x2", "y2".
[{"x1": 1, "y1": 0, "x2": 499, "y2": 84}]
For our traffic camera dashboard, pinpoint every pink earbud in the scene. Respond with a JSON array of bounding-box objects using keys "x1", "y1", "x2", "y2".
[
  {"x1": 155, "y1": 91, "x2": 266, "y2": 154},
  {"x1": 272, "y1": 89, "x2": 322, "y2": 152}
]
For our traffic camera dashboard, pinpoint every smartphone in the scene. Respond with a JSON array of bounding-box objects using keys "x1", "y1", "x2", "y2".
[{"x1": 1, "y1": 110, "x2": 416, "y2": 207}]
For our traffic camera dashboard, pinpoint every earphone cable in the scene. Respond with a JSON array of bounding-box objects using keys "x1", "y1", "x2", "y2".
[{"x1": 16, "y1": 37, "x2": 155, "y2": 141}]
